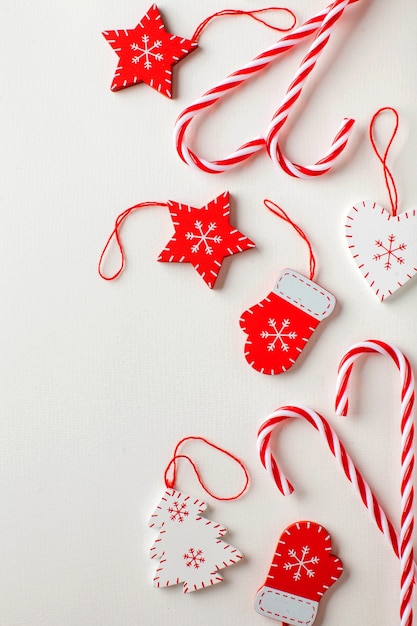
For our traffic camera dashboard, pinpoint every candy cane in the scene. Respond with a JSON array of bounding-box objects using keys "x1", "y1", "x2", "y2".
[
  {"x1": 174, "y1": 0, "x2": 358, "y2": 176},
  {"x1": 335, "y1": 340, "x2": 414, "y2": 626},
  {"x1": 265, "y1": 0, "x2": 356, "y2": 177},
  {"x1": 257, "y1": 405, "x2": 417, "y2": 582},
  {"x1": 175, "y1": 9, "x2": 328, "y2": 173}
]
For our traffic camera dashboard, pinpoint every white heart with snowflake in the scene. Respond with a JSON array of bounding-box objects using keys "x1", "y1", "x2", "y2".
[{"x1": 345, "y1": 201, "x2": 417, "y2": 301}]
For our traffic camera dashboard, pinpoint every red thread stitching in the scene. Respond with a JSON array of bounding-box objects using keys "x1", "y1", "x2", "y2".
[
  {"x1": 276, "y1": 271, "x2": 332, "y2": 318},
  {"x1": 258, "y1": 589, "x2": 317, "y2": 625}
]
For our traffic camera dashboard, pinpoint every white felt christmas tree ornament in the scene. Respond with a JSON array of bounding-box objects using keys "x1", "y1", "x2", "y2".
[
  {"x1": 149, "y1": 489, "x2": 243, "y2": 592},
  {"x1": 148, "y1": 436, "x2": 248, "y2": 593}
]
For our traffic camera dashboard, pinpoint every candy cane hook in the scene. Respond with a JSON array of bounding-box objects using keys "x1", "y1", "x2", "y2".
[
  {"x1": 174, "y1": 0, "x2": 358, "y2": 177},
  {"x1": 257, "y1": 405, "x2": 417, "y2": 581},
  {"x1": 265, "y1": 0, "x2": 356, "y2": 177},
  {"x1": 335, "y1": 340, "x2": 415, "y2": 626}
]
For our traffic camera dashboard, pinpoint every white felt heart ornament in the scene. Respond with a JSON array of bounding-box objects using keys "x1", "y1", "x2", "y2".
[{"x1": 345, "y1": 201, "x2": 417, "y2": 301}]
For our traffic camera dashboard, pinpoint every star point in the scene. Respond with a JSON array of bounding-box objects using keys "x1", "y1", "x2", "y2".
[
  {"x1": 158, "y1": 192, "x2": 255, "y2": 288},
  {"x1": 103, "y1": 4, "x2": 198, "y2": 98}
]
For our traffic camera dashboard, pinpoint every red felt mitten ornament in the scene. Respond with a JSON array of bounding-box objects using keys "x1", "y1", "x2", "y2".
[
  {"x1": 255, "y1": 521, "x2": 343, "y2": 625},
  {"x1": 148, "y1": 437, "x2": 249, "y2": 593},
  {"x1": 240, "y1": 201, "x2": 335, "y2": 374},
  {"x1": 103, "y1": 6, "x2": 296, "y2": 98}
]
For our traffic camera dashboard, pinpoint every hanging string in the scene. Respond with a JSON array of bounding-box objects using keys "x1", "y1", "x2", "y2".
[
  {"x1": 369, "y1": 107, "x2": 399, "y2": 217},
  {"x1": 98, "y1": 201, "x2": 168, "y2": 280},
  {"x1": 164, "y1": 436, "x2": 249, "y2": 501},
  {"x1": 264, "y1": 199, "x2": 316, "y2": 280},
  {"x1": 191, "y1": 8, "x2": 297, "y2": 42}
]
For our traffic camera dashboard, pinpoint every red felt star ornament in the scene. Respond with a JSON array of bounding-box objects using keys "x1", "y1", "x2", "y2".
[
  {"x1": 158, "y1": 192, "x2": 255, "y2": 288},
  {"x1": 103, "y1": 4, "x2": 198, "y2": 98}
]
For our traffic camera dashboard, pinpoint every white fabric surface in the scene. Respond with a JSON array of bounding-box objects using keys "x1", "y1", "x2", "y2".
[{"x1": 0, "y1": 1, "x2": 416, "y2": 624}]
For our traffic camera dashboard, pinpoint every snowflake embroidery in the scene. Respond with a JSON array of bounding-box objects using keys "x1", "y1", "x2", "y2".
[
  {"x1": 260, "y1": 319, "x2": 297, "y2": 352},
  {"x1": 373, "y1": 234, "x2": 407, "y2": 270},
  {"x1": 131, "y1": 35, "x2": 163, "y2": 69},
  {"x1": 183, "y1": 548, "x2": 205, "y2": 569},
  {"x1": 167, "y1": 500, "x2": 189, "y2": 523},
  {"x1": 185, "y1": 221, "x2": 222, "y2": 255},
  {"x1": 284, "y1": 546, "x2": 320, "y2": 581}
]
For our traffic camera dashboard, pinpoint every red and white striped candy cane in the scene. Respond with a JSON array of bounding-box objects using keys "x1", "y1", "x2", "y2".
[
  {"x1": 174, "y1": 0, "x2": 358, "y2": 176},
  {"x1": 335, "y1": 340, "x2": 414, "y2": 626},
  {"x1": 257, "y1": 405, "x2": 417, "y2": 582},
  {"x1": 175, "y1": 8, "x2": 328, "y2": 173},
  {"x1": 265, "y1": 0, "x2": 356, "y2": 177}
]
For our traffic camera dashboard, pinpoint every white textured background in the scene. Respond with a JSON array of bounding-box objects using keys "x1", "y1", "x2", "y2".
[{"x1": 0, "y1": 0, "x2": 416, "y2": 624}]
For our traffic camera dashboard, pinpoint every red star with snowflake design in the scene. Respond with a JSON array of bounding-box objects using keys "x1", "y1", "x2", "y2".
[
  {"x1": 102, "y1": 4, "x2": 198, "y2": 98},
  {"x1": 157, "y1": 192, "x2": 255, "y2": 288}
]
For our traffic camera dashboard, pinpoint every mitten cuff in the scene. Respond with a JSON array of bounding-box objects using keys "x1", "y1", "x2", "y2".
[
  {"x1": 272, "y1": 269, "x2": 335, "y2": 321},
  {"x1": 255, "y1": 586, "x2": 318, "y2": 625}
]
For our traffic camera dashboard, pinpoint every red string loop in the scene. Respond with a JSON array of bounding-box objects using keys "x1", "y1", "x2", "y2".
[
  {"x1": 98, "y1": 201, "x2": 168, "y2": 280},
  {"x1": 369, "y1": 107, "x2": 399, "y2": 217},
  {"x1": 192, "y1": 7, "x2": 297, "y2": 41},
  {"x1": 164, "y1": 436, "x2": 249, "y2": 501},
  {"x1": 264, "y1": 199, "x2": 316, "y2": 280}
]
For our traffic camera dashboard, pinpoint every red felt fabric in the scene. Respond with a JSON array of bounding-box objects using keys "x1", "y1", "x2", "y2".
[
  {"x1": 240, "y1": 291, "x2": 319, "y2": 374},
  {"x1": 158, "y1": 192, "x2": 255, "y2": 288},
  {"x1": 103, "y1": 4, "x2": 197, "y2": 98}
]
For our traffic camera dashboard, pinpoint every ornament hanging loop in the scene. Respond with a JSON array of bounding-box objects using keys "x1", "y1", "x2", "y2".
[
  {"x1": 98, "y1": 201, "x2": 168, "y2": 280},
  {"x1": 264, "y1": 199, "x2": 316, "y2": 280},
  {"x1": 164, "y1": 436, "x2": 249, "y2": 501},
  {"x1": 191, "y1": 7, "x2": 297, "y2": 42},
  {"x1": 369, "y1": 107, "x2": 399, "y2": 216}
]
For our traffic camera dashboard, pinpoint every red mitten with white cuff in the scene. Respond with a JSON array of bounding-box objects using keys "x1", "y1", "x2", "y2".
[
  {"x1": 240, "y1": 269, "x2": 335, "y2": 374},
  {"x1": 254, "y1": 521, "x2": 343, "y2": 625}
]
